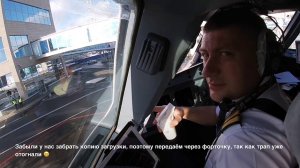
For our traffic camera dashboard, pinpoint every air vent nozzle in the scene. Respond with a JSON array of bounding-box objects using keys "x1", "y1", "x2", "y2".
[{"x1": 136, "y1": 33, "x2": 169, "y2": 75}]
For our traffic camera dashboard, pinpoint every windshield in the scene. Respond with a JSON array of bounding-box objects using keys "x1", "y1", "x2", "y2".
[
  {"x1": 261, "y1": 11, "x2": 300, "y2": 58},
  {"x1": 261, "y1": 11, "x2": 294, "y2": 40},
  {"x1": 0, "y1": 0, "x2": 128, "y2": 167}
]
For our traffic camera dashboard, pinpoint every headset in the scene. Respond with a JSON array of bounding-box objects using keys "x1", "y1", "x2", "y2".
[
  {"x1": 257, "y1": 28, "x2": 283, "y2": 77},
  {"x1": 200, "y1": 5, "x2": 283, "y2": 78},
  {"x1": 196, "y1": 6, "x2": 284, "y2": 110},
  {"x1": 197, "y1": 6, "x2": 284, "y2": 108},
  {"x1": 199, "y1": 4, "x2": 285, "y2": 118},
  {"x1": 201, "y1": 5, "x2": 285, "y2": 163}
]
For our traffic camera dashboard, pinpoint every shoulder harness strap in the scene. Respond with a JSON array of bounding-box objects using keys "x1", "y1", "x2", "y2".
[
  {"x1": 252, "y1": 98, "x2": 286, "y2": 121},
  {"x1": 220, "y1": 98, "x2": 286, "y2": 132}
]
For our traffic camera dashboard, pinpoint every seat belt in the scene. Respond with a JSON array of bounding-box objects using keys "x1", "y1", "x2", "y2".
[
  {"x1": 206, "y1": 77, "x2": 286, "y2": 164},
  {"x1": 220, "y1": 98, "x2": 286, "y2": 132},
  {"x1": 205, "y1": 97, "x2": 290, "y2": 166},
  {"x1": 252, "y1": 98, "x2": 286, "y2": 121}
]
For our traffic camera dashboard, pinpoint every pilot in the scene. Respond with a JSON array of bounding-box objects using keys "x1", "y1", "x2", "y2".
[{"x1": 154, "y1": 8, "x2": 297, "y2": 167}]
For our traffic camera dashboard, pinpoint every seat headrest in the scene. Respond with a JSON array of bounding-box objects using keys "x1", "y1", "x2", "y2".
[{"x1": 284, "y1": 93, "x2": 300, "y2": 164}]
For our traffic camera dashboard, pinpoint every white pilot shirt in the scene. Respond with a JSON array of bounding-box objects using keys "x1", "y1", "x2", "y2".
[{"x1": 205, "y1": 84, "x2": 297, "y2": 168}]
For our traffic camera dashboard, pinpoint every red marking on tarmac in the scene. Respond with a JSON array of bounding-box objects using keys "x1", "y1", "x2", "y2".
[{"x1": 0, "y1": 112, "x2": 95, "y2": 167}]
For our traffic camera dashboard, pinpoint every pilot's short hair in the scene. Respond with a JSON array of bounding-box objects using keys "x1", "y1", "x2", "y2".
[{"x1": 203, "y1": 8, "x2": 267, "y2": 38}]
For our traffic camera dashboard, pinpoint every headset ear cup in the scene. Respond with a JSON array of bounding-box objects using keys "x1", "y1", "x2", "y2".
[
  {"x1": 270, "y1": 53, "x2": 280, "y2": 74},
  {"x1": 265, "y1": 29, "x2": 282, "y2": 75},
  {"x1": 271, "y1": 41, "x2": 282, "y2": 73},
  {"x1": 256, "y1": 30, "x2": 267, "y2": 76}
]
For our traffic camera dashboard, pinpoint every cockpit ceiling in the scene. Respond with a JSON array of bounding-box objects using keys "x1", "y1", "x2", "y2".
[{"x1": 143, "y1": 0, "x2": 300, "y2": 15}]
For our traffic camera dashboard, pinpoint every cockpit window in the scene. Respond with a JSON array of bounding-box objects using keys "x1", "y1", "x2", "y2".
[
  {"x1": 0, "y1": 0, "x2": 134, "y2": 167},
  {"x1": 261, "y1": 11, "x2": 294, "y2": 40},
  {"x1": 261, "y1": 11, "x2": 300, "y2": 59},
  {"x1": 177, "y1": 21, "x2": 205, "y2": 73}
]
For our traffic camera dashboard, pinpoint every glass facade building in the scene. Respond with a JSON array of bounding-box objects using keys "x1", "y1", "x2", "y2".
[
  {"x1": 21, "y1": 65, "x2": 38, "y2": 80},
  {"x1": 0, "y1": 37, "x2": 7, "y2": 63},
  {"x1": 9, "y1": 35, "x2": 33, "y2": 58},
  {"x1": 32, "y1": 21, "x2": 118, "y2": 58},
  {"x1": 0, "y1": 0, "x2": 55, "y2": 98},
  {"x1": 0, "y1": 73, "x2": 13, "y2": 88},
  {"x1": 4, "y1": 0, "x2": 51, "y2": 25},
  {"x1": 9, "y1": 35, "x2": 29, "y2": 51},
  {"x1": 0, "y1": 75, "x2": 8, "y2": 88}
]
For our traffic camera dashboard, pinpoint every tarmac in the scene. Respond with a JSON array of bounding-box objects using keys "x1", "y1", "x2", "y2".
[
  {"x1": 0, "y1": 94, "x2": 46, "y2": 126},
  {"x1": 0, "y1": 67, "x2": 112, "y2": 127}
]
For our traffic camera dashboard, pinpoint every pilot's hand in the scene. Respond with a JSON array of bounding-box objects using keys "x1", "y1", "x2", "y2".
[
  {"x1": 153, "y1": 106, "x2": 184, "y2": 127},
  {"x1": 171, "y1": 107, "x2": 184, "y2": 127},
  {"x1": 152, "y1": 106, "x2": 165, "y2": 128}
]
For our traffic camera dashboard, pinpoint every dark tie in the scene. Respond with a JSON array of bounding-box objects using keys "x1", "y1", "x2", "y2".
[{"x1": 216, "y1": 98, "x2": 236, "y2": 133}]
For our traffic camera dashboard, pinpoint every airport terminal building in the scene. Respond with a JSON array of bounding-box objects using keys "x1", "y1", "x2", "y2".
[
  {"x1": 0, "y1": 0, "x2": 55, "y2": 98},
  {"x1": 0, "y1": 0, "x2": 116, "y2": 100}
]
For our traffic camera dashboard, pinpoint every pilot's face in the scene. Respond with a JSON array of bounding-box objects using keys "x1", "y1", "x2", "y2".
[{"x1": 200, "y1": 26, "x2": 261, "y2": 102}]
